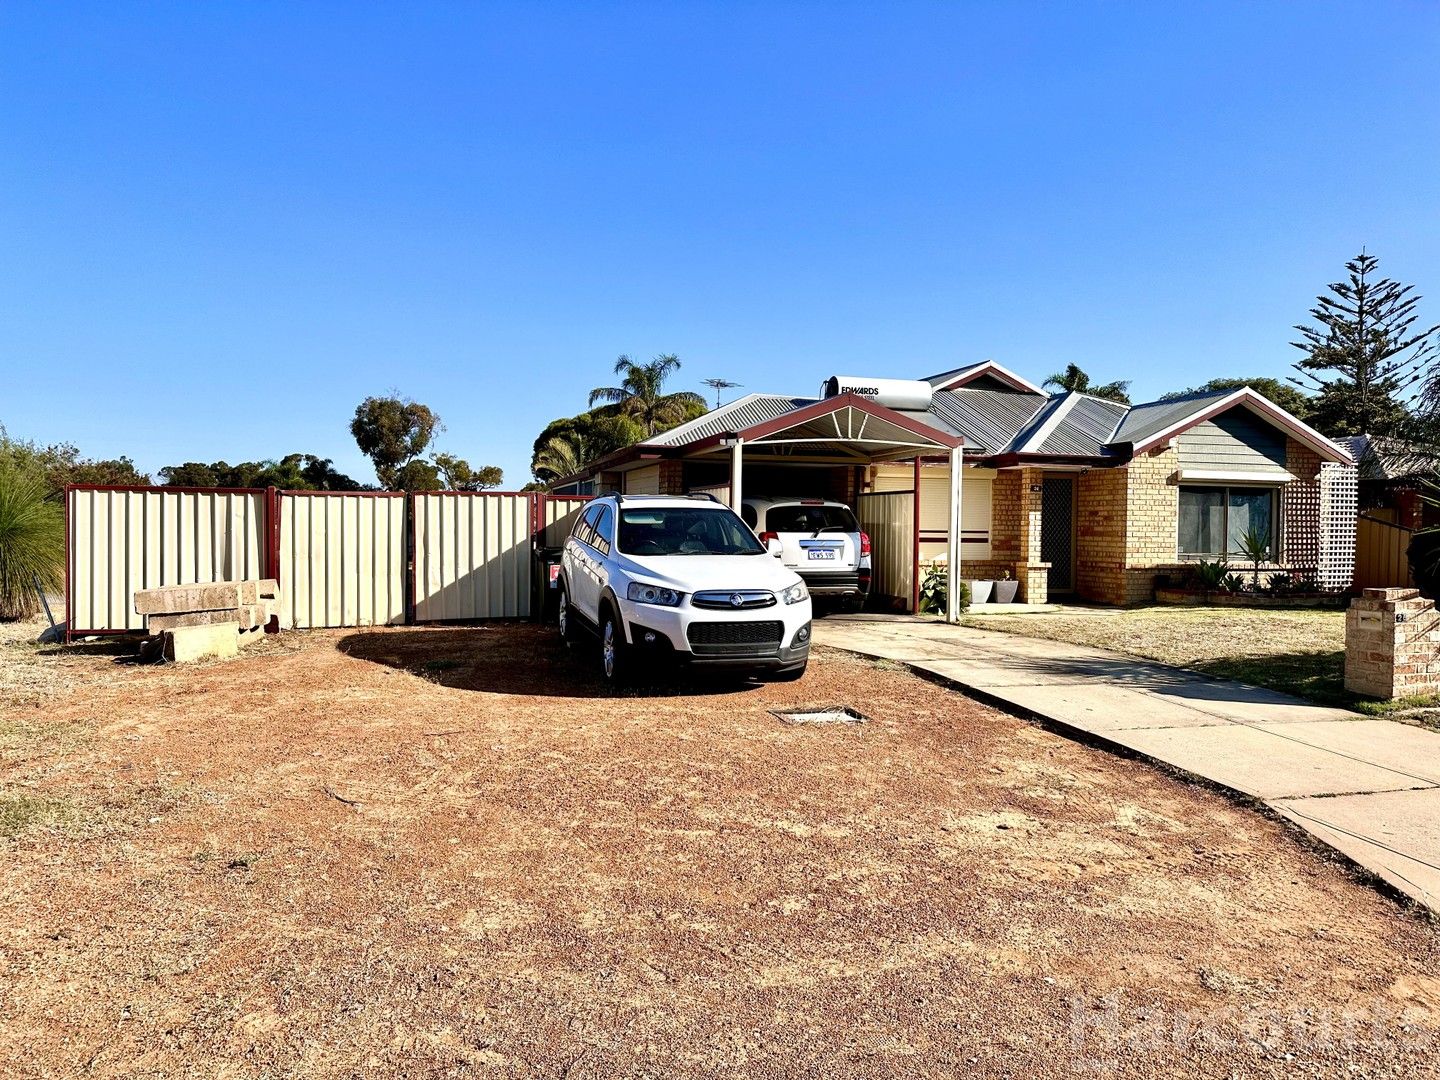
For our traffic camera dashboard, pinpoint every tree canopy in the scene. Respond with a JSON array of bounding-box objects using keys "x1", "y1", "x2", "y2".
[
  {"x1": 349, "y1": 395, "x2": 502, "y2": 491},
  {"x1": 1041, "y1": 363, "x2": 1131, "y2": 403},
  {"x1": 0, "y1": 429, "x2": 149, "y2": 494},
  {"x1": 588, "y1": 354, "x2": 707, "y2": 437},
  {"x1": 159, "y1": 455, "x2": 363, "y2": 490},
  {"x1": 1158, "y1": 377, "x2": 1314, "y2": 420},
  {"x1": 1291, "y1": 250, "x2": 1437, "y2": 438}
]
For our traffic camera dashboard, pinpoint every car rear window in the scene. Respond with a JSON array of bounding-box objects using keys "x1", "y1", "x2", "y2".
[{"x1": 765, "y1": 504, "x2": 859, "y2": 533}]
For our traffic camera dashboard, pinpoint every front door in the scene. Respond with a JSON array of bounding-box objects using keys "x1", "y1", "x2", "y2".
[{"x1": 1040, "y1": 475, "x2": 1077, "y2": 594}]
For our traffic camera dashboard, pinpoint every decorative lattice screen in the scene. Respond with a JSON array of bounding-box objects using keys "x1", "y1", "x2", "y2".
[{"x1": 1317, "y1": 462, "x2": 1359, "y2": 591}]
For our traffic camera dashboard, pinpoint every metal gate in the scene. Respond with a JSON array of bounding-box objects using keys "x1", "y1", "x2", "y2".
[{"x1": 1040, "y1": 475, "x2": 1076, "y2": 593}]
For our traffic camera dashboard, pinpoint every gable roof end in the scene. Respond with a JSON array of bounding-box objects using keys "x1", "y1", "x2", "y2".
[
  {"x1": 923, "y1": 359, "x2": 1047, "y2": 396},
  {"x1": 1116, "y1": 388, "x2": 1354, "y2": 465}
]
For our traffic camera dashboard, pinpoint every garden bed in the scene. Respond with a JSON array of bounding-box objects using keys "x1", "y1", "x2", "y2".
[{"x1": 1154, "y1": 587, "x2": 1346, "y2": 608}]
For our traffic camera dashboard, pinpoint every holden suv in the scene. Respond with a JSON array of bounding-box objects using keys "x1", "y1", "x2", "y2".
[
  {"x1": 557, "y1": 494, "x2": 812, "y2": 684},
  {"x1": 741, "y1": 497, "x2": 871, "y2": 609}
]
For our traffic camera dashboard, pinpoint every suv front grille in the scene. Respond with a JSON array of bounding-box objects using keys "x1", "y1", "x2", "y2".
[
  {"x1": 687, "y1": 620, "x2": 785, "y2": 656},
  {"x1": 692, "y1": 590, "x2": 777, "y2": 610}
]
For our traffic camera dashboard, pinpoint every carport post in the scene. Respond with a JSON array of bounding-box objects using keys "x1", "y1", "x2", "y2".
[
  {"x1": 729, "y1": 437, "x2": 744, "y2": 511},
  {"x1": 946, "y1": 447, "x2": 963, "y2": 622}
]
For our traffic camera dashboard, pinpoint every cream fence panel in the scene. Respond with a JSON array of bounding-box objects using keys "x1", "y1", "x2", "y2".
[
  {"x1": 277, "y1": 493, "x2": 407, "y2": 629},
  {"x1": 67, "y1": 487, "x2": 265, "y2": 633},
  {"x1": 413, "y1": 493, "x2": 535, "y2": 621}
]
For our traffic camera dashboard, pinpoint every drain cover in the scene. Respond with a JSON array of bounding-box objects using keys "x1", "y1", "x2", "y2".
[{"x1": 772, "y1": 706, "x2": 868, "y2": 725}]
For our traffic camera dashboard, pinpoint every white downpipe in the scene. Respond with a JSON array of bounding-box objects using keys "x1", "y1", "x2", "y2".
[
  {"x1": 946, "y1": 446, "x2": 964, "y2": 622},
  {"x1": 730, "y1": 438, "x2": 744, "y2": 512}
]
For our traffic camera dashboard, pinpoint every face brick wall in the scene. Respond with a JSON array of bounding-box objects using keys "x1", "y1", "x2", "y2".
[{"x1": 1076, "y1": 467, "x2": 1127, "y2": 604}]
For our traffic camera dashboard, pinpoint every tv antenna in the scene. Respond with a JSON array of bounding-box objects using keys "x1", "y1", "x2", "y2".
[{"x1": 702, "y1": 378, "x2": 742, "y2": 409}]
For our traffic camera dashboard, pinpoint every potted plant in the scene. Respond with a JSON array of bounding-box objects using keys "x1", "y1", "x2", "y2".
[
  {"x1": 966, "y1": 578, "x2": 994, "y2": 604},
  {"x1": 993, "y1": 569, "x2": 1019, "y2": 604}
]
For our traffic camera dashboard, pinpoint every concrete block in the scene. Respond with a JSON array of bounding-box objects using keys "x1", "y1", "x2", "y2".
[
  {"x1": 147, "y1": 604, "x2": 269, "y2": 631},
  {"x1": 135, "y1": 579, "x2": 280, "y2": 615},
  {"x1": 136, "y1": 582, "x2": 246, "y2": 615},
  {"x1": 159, "y1": 622, "x2": 239, "y2": 663}
]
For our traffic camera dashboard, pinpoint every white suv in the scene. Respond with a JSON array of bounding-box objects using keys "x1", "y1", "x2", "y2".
[
  {"x1": 557, "y1": 494, "x2": 812, "y2": 684},
  {"x1": 741, "y1": 497, "x2": 871, "y2": 609}
]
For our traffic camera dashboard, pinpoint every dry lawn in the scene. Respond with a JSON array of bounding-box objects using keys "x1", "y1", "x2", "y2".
[
  {"x1": 2, "y1": 621, "x2": 1439, "y2": 1077},
  {"x1": 966, "y1": 607, "x2": 1351, "y2": 707}
]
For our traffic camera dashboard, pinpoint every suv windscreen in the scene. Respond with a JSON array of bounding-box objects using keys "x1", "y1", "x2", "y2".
[
  {"x1": 618, "y1": 507, "x2": 766, "y2": 556},
  {"x1": 765, "y1": 504, "x2": 859, "y2": 534}
]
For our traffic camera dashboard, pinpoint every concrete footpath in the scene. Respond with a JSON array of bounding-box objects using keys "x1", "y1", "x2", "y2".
[{"x1": 814, "y1": 614, "x2": 1440, "y2": 913}]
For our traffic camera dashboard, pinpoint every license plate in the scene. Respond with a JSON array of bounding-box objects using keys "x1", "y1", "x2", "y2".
[{"x1": 808, "y1": 550, "x2": 837, "y2": 561}]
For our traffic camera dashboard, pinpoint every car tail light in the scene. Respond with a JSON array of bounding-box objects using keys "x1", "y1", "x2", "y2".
[
  {"x1": 859, "y1": 531, "x2": 871, "y2": 556},
  {"x1": 759, "y1": 531, "x2": 779, "y2": 544}
]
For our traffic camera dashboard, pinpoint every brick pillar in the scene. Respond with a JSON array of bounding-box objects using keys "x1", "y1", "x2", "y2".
[
  {"x1": 1015, "y1": 467, "x2": 1050, "y2": 603},
  {"x1": 1345, "y1": 588, "x2": 1440, "y2": 699},
  {"x1": 657, "y1": 460, "x2": 685, "y2": 494}
]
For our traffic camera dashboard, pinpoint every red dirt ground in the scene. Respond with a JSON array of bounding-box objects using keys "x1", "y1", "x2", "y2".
[{"x1": 2, "y1": 623, "x2": 1438, "y2": 1077}]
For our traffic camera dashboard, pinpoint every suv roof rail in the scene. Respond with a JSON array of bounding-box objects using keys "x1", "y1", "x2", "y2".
[
  {"x1": 600, "y1": 489, "x2": 623, "y2": 503},
  {"x1": 687, "y1": 492, "x2": 721, "y2": 503}
]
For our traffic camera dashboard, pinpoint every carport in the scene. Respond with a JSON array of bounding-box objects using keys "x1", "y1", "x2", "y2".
[{"x1": 584, "y1": 392, "x2": 970, "y2": 620}]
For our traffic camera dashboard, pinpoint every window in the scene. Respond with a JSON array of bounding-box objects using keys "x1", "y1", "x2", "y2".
[
  {"x1": 617, "y1": 507, "x2": 766, "y2": 556},
  {"x1": 591, "y1": 505, "x2": 613, "y2": 554},
  {"x1": 1178, "y1": 486, "x2": 1278, "y2": 558},
  {"x1": 573, "y1": 505, "x2": 601, "y2": 546},
  {"x1": 763, "y1": 504, "x2": 860, "y2": 534}
]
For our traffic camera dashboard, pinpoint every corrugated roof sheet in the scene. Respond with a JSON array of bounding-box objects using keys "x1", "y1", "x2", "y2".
[
  {"x1": 926, "y1": 389, "x2": 1048, "y2": 454},
  {"x1": 922, "y1": 361, "x2": 987, "y2": 388},
  {"x1": 1108, "y1": 389, "x2": 1234, "y2": 447},
  {"x1": 641, "y1": 394, "x2": 816, "y2": 447},
  {"x1": 1035, "y1": 395, "x2": 1128, "y2": 457}
]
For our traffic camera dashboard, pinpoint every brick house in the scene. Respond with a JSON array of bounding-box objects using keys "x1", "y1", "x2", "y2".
[{"x1": 560, "y1": 361, "x2": 1358, "y2": 608}]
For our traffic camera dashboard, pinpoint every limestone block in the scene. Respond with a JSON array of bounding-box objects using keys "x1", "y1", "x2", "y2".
[{"x1": 160, "y1": 622, "x2": 240, "y2": 663}]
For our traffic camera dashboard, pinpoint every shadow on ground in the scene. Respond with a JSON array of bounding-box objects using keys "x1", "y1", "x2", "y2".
[{"x1": 337, "y1": 624, "x2": 761, "y2": 699}]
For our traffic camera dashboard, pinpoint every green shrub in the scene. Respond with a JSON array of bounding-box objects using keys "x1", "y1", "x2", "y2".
[
  {"x1": 1191, "y1": 558, "x2": 1228, "y2": 594},
  {"x1": 918, "y1": 563, "x2": 970, "y2": 615},
  {"x1": 0, "y1": 459, "x2": 64, "y2": 621}
]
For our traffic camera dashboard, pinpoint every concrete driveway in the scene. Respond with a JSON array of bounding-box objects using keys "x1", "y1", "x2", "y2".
[{"x1": 815, "y1": 613, "x2": 1440, "y2": 912}]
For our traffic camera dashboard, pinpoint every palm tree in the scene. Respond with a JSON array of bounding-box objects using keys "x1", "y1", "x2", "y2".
[
  {"x1": 534, "y1": 433, "x2": 591, "y2": 484},
  {"x1": 589, "y1": 354, "x2": 708, "y2": 437},
  {"x1": 1042, "y1": 363, "x2": 1131, "y2": 403}
]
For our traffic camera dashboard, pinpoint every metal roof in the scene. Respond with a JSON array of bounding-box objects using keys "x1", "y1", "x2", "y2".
[
  {"x1": 641, "y1": 394, "x2": 817, "y2": 447},
  {"x1": 926, "y1": 389, "x2": 1048, "y2": 454},
  {"x1": 1035, "y1": 394, "x2": 1128, "y2": 457},
  {"x1": 1108, "y1": 389, "x2": 1234, "y2": 447},
  {"x1": 626, "y1": 375, "x2": 1335, "y2": 469}
]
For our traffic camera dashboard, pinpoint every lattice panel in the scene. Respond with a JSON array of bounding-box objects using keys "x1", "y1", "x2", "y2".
[{"x1": 1317, "y1": 462, "x2": 1359, "y2": 591}]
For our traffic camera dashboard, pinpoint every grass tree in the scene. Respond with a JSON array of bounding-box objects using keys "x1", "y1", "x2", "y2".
[
  {"x1": 0, "y1": 459, "x2": 64, "y2": 621},
  {"x1": 589, "y1": 354, "x2": 707, "y2": 438}
]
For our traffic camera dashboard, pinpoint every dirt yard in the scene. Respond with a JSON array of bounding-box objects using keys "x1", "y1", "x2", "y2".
[{"x1": 3, "y1": 620, "x2": 1439, "y2": 1077}]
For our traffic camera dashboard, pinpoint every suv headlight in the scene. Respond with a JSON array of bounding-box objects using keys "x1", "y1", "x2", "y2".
[
  {"x1": 780, "y1": 581, "x2": 809, "y2": 605},
  {"x1": 628, "y1": 582, "x2": 682, "y2": 606}
]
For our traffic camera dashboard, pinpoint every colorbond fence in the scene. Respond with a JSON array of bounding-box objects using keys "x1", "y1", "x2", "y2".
[
  {"x1": 857, "y1": 490, "x2": 914, "y2": 610},
  {"x1": 67, "y1": 486, "x2": 266, "y2": 635},
  {"x1": 412, "y1": 492, "x2": 535, "y2": 621},
  {"x1": 278, "y1": 492, "x2": 408, "y2": 629},
  {"x1": 1354, "y1": 514, "x2": 1413, "y2": 592},
  {"x1": 65, "y1": 486, "x2": 590, "y2": 637}
]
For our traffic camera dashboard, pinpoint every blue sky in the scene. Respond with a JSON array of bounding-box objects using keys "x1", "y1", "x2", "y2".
[{"x1": 3, "y1": 2, "x2": 1438, "y2": 487}]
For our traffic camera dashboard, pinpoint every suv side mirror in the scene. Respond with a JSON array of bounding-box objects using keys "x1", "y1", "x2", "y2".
[{"x1": 766, "y1": 538, "x2": 783, "y2": 558}]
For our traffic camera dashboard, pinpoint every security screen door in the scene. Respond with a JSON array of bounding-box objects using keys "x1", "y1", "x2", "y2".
[{"x1": 1040, "y1": 475, "x2": 1076, "y2": 594}]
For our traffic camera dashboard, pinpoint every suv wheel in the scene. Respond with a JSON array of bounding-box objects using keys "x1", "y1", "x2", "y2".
[
  {"x1": 557, "y1": 586, "x2": 578, "y2": 647},
  {"x1": 600, "y1": 608, "x2": 632, "y2": 685}
]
